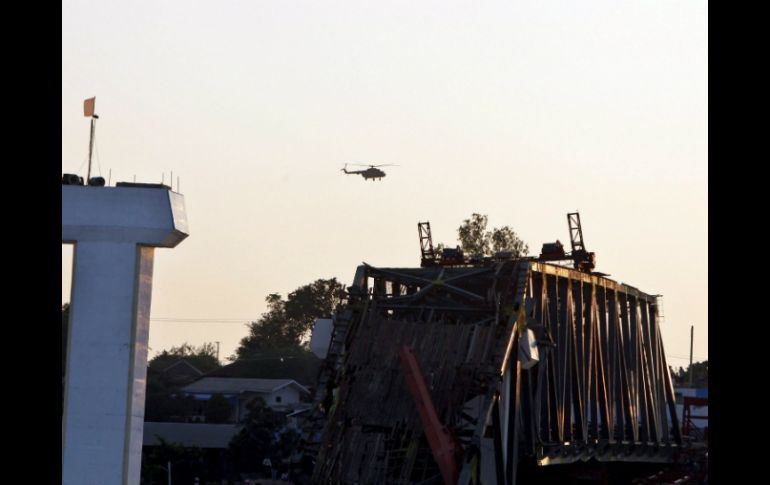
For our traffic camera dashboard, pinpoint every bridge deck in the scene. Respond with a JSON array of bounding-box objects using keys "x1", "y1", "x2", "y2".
[{"x1": 310, "y1": 261, "x2": 681, "y2": 484}]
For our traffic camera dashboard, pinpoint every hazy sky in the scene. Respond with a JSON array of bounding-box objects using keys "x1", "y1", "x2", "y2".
[{"x1": 62, "y1": 1, "x2": 707, "y2": 367}]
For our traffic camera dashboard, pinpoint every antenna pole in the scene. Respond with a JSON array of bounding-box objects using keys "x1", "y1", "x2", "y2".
[
  {"x1": 87, "y1": 118, "x2": 96, "y2": 184},
  {"x1": 688, "y1": 325, "x2": 694, "y2": 386}
]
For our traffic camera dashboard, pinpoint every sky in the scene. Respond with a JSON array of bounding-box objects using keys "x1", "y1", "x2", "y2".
[{"x1": 62, "y1": 1, "x2": 707, "y2": 368}]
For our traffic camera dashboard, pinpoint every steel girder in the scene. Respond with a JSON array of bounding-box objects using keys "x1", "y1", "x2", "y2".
[{"x1": 309, "y1": 261, "x2": 681, "y2": 484}]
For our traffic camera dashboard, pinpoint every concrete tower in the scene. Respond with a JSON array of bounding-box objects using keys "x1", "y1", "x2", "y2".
[{"x1": 62, "y1": 183, "x2": 189, "y2": 485}]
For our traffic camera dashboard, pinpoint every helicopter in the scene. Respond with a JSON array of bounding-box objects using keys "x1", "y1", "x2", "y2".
[{"x1": 341, "y1": 163, "x2": 396, "y2": 181}]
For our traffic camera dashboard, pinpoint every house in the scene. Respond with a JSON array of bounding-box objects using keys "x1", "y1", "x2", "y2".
[
  {"x1": 285, "y1": 407, "x2": 312, "y2": 431},
  {"x1": 180, "y1": 377, "x2": 311, "y2": 422},
  {"x1": 143, "y1": 377, "x2": 312, "y2": 453},
  {"x1": 143, "y1": 422, "x2": 241, "y2": 449},
  {"x1": 674, "y1": 386, "x2": 708, "y2": 440},
  {"x1": 158, "y1": 359, "x2": 204, "y2": 386},
  {"x1": 203, "y1": 352, "x2": 321, "y2": 387}
]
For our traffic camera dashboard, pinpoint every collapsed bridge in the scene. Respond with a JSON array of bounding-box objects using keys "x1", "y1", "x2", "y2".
[{"x1": 308, "y1": 257, "x2": 681, "y2": 484}]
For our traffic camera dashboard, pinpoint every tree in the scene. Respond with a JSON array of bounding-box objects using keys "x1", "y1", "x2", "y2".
[
  {"x1": 457, "y1": 213, "x2": 529, "y2": 258},
  {"x1": 144, "y1": 386, "x2": 197, "y2": 422},
  {"x1": 145, "y1": 343, "x2": 222, "y2": 423},
  {"x1": 227, "y1": 397, "x2": 299, "y2": 476},
  {"x1": 234, "y1": 278, "x2": 346, "y2": 359},
  {"x1": 204, "y1": 393, "x2": 232, "y2": 424},
  {"x1": 235, "y1": 294, "x2": 298, "y2": 353},
  {"x1": 284, "y1": 279, "x2": 344, "y2": 331},
  {"x1": 672, "y1": 360, "x2": 708, "y2": 387},
  {"x1": 490, "y1": 226, "x2": 529, "y2": 256},
  {"x1": 457, "y1": 213, "x2": 491, "y2": 257},
  {"x1": 141, "y1": 438, "x2": 207, "y2": 484},
  {"x1": 149, "y1": 342, "x2": 221, "y2": 374},
  {"x1": 212, "y1": 347, "x2": 321, "y2": 385}
]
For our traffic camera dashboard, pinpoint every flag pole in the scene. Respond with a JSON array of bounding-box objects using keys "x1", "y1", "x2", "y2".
[
  {"x1": 84, "y1": 97, "x2": 98, "y2": 185},
  {"x1": 87, "y1": 117, "x2": 95, "y2": 184}
]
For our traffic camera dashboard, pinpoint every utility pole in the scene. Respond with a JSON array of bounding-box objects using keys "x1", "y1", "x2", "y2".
[
  {"x1": 689, "y1": 325, "x2": 694, "y2": 386},
  {"x1": 216, "y1": 341, "x2": 220, "y2": 363},
  {"x1": 83, "y1": 97, "x2": 99, "y2": 184}
]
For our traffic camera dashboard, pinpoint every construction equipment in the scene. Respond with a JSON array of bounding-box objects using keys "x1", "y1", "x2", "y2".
[
  {"x1": 440, "y1": 246, "x2": 466, "y2": 266},
  {"x1": 418, "y1": 222, "x2": 437, "y2": 267},
  {"x1": 419, "y1": 213, "x2": 597, "y2": 272},
  {"x1": 399, "y1": 345, "x2": 460, "y2": 485},
  {"x1": 539, "y1": 240, "x2": 566, "y2": 260},
  {"x1": 305, "y1": 218, "x2": 680, "y2": 484},
  {"x1": 567, "y1": 211, "x2": 596, "y2": 272},
  {"x1": 417, "y1": 221, "x2": 501, "y2": 268},
  {"x1": 418, "y1": 221, "x2": 478, "y2": 267},
  {"x1": 538, "y1": 212, "x2": 596, "y2": 273}
]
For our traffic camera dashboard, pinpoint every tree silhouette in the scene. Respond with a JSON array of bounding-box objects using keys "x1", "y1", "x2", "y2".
[
  {"x1": 149, "y1": 342, "x2": 221, "y2": 374},
  {"x1": 456, "y1": 213, "x2": 529, "y2": 258},
  {"x1": 234, "y1": 278, "x2": 345, "y2": 359}
]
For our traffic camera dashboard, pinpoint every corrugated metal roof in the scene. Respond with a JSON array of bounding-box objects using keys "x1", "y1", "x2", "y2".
[{"x1": 181, "y1": 377, "x2": 310, "y2": 395}]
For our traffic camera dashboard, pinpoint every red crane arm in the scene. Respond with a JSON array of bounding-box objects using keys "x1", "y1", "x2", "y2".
[{"x1": 398, "y1": 345, "x2": 459, "y2": 485}]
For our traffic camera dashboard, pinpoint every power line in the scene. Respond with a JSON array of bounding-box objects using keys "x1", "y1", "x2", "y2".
[
  {"x1": 669, "y1": 353, "x2": 707, "y2": 360},
  {"x1": 667, "y1": 355, "x2": 707, "y2": 363},
  {"x1": 150, "y1": 317, "x2": 256, "y2": 323}
]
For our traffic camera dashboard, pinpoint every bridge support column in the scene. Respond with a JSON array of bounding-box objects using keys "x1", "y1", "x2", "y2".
[{"x1": 62, "y1": 185, "x2": 188, "y2": 485}]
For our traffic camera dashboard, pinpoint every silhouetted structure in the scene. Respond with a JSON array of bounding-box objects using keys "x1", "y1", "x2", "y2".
[{"x1": 307, "y1": 259, "x2": 681, "y2": 484}]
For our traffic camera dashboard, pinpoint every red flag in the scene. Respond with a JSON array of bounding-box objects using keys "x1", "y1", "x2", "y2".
[{"x1": 83, "y1": 97, "x2": 96, "y2": 117}]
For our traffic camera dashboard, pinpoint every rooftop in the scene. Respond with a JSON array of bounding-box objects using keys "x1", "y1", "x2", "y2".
[
  {"x1": 181, "y1": 377, "x2": 310, "y2": 395},
  {"x1": 143, "y1": 422, "x2": 241, "y2": 449}
]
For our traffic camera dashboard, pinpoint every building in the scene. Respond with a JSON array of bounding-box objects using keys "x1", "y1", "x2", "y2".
[
  {"x1": 143, "y1": 422, "x2": 241, "y2": 449},
  {"x1": 62, "y1": 182, "x2": 189, "y2": 485},
  {"x1": 150, "y1": 359, "x2": 204, "y2": 387},
  {"x1": 180, "y1": 377, "x2": 311, "y2": 423},
  {"x1": 143, "y1": 377, "x2": 312, "y2": 452},
  {"x1": 203, "y1": 353, "x2": 322, "y2": 387},
  {"x1": 674, "y1": 386, "x2": 708, "y2": 439}
]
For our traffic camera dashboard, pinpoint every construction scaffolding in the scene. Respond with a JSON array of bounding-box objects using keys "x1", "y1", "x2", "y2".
[{"x1": 307, "y1": 259, "x2": 682, "y2": 484}]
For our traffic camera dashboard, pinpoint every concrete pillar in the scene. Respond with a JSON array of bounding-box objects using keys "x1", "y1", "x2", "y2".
[{"x1": 62, "y1": 184, "x2": 189, "y2": 485}]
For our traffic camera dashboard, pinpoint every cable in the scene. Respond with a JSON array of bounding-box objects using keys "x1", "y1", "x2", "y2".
[
  {"x1": 151, "y1": 318, "x2": 256, "y2": 324},
  {"x1": 667, "y1": 356, "x2": 708, "y2": 364},
  {"x1": 94, "y1": 135, "x2": 103, "y2": 177},
  {"x1": 669, "y1": 353, "x2": 708, "y2": 361},
  {"x1": 70, "y1": 155, "x2": 88, "y2": 178}
]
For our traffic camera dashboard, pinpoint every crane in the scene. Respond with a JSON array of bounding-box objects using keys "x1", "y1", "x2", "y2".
[{"x1": 538, "y1": 212, "x2": 596, "y2": 273}]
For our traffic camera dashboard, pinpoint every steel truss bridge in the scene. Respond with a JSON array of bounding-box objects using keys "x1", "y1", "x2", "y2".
[{"x1": 308, "y1": 260, "x2": 681, "y2": 484}]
